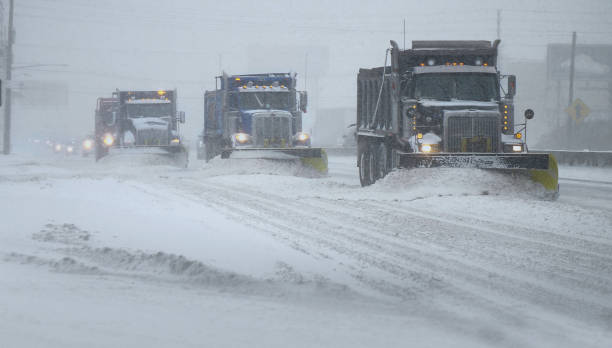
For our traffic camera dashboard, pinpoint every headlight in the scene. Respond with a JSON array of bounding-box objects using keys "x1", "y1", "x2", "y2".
[
  {"x1": 67, "y1": 146, "x2": 74, "y2": 153},
  {"x1": 234, "y1": 133, "x2": 250, "y2": 144},
  {"x1": 103, "y1": 134, "x2": 114, "y2": 147},
  {"x1": 170, "y1": 138, "x2": 180, "y2": 145},
  {"x1": 512, "y1": 145, "x2": 523, "y2": 152},
  {"x1": 296, "y1": 132, "x2": 310, "y2": 142},
  {"x1": 82, "y1": 139, "x2": 93, "y2": 150},
  {"x1": 54, "y1": 144, "x2": 62, "y2": 152},
  {"x1": 421, "y1": 144, "x2": 432, "y2": 153}
]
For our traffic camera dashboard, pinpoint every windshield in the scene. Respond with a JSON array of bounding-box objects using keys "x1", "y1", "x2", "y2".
[
  {"x1": 126, "y1": 103, "x2": 172, "y2": 118},
  {"x1": 238, "y1": 92, "x2": 291, "y2": 110},
  {"x1": 414, "y1": 73, "x2": 499, "y2": 102}
]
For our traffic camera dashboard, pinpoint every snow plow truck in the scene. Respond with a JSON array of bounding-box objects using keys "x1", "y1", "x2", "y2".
[
  {"x1": 199, "y1": 72, "x2": 328, "y2": 173},
  {"x1": 94, "y1": 90, "x2": 187, "y2": 166},
  {"x1": 356, "y1": 40, "x2": 559, "y2": 197}
]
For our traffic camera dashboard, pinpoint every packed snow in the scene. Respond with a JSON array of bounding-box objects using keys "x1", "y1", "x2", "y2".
[{"x1": 1, "y1": 152, "x2": 611, "y2": 347}]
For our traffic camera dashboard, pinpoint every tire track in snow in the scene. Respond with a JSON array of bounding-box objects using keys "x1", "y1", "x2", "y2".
[{"x1": 158, "y1": 176, "x2": 612, "y2": 337}]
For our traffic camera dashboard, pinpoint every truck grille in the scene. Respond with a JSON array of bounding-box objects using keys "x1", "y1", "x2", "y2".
[
  {"x1": 136, "y1": 129, "x2": 169, "y2": 146},
  {"x1": 445, "y1": 112, "x2": 499, "y2": 153},
  {"x1": 253, "y1": 114, "x2": 292, "y2": 147}
]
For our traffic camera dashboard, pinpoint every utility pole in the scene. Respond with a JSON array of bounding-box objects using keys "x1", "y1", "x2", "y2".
[
  {"x1": 3, "y1": 0, "x2": 14, "y2": 155},
  {"x1": 567, "y1": 31, "x2": 577, "y2": 149},
  {"x1": 568, "y1": 31, "x2": 577, "y2": 107},
  {"x1": 403, "y1": 19, "x2": 406, "y2": 50}
]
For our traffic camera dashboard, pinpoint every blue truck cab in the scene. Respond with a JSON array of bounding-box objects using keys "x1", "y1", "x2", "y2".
[{"x1": 200, "y1": 72, "x2": 321, "y2": 161}]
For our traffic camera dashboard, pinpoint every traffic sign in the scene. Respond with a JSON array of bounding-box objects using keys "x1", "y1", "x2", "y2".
[{"x1": 565, "y1": 98, "x2": 590, "y2": 124}]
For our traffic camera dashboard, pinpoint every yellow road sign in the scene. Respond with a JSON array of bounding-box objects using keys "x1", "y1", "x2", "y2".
[{"x1": 565, "y1": 98, "x2": 590, "y2": 124}]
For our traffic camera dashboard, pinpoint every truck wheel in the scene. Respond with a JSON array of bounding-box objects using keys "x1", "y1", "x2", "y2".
[{"x1": 359, "y1": 145, "x2": 372, "y2": 187}]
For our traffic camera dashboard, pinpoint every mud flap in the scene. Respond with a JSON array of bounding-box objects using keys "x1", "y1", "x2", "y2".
[
  {"x1": 528, "y1": 154, "x2": 559, "y2": 198},
  {"x1": 166, "y1": 145, "x2": 189, "y2": 168},
  {"x1": 300, "y1": 149, "x2": 329, "y2": 174}
]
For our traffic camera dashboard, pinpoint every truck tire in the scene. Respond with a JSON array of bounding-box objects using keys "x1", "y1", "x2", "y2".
[{"x1": 359, "y1": 142, "x2": 375, "y2": 187}]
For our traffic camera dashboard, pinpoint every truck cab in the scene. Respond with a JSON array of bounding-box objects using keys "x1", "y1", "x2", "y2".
[
  {"x1": 94, "y1": 90, "x2": 186, "y2": 161},
  {"x1": 202, "y1": 73, "x2": 310, "y2": 161}
]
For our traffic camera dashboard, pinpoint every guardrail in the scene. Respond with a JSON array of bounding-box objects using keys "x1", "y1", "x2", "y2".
[
  {"x1": 326, "y1": 147, "x2": 612, "y2": 167},
  {"x1": 532, "y1": 149, "x2": 612, "y2": 167}
]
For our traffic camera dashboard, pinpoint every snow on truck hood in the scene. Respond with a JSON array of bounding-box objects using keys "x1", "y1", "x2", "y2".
[
  {"x1": 418, "y1": 99, "x2": 499, "y2": 108},
  {"x1": 130, "y1": 117, "x2": 170, "y2": 130}
]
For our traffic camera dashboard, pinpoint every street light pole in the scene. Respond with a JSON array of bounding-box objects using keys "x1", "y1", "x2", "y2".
[{"x1": 3, "y1": 0, "x2": 14, "y2": 155}]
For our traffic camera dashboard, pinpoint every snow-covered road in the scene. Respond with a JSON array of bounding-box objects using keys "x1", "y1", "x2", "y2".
[{"x1": 1, "y1": 153, "x2": 611, "y2": 347}]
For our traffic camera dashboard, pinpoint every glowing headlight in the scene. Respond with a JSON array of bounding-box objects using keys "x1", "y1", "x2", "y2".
[
  {"x1": 54, "y1": 144, "x2": 62, "y2": 152},
  {"x1": 421, "y1": 144, "x2": 432, "y2": 153},
  {"x1": 170, "y1": 138, "x2": 180, "y2": 144},
  {"x1": 512, "y1": 145, "x2": 523, "y2": 152},
  {"x1": 297, "y1": 132, "x2": 310, "y2": 142},
  {"x1": 66, "y1": 146, "x2": 74, "y2": 153},
  {"x1": 103, "y1": 134, "x2": 114, "y2": 147},
  {"x1": 234, "y1": 133, "x2": 250, "y2": 144},
  {"x1": 82, "y1": 139, "x2": 93, "y2": 150}
]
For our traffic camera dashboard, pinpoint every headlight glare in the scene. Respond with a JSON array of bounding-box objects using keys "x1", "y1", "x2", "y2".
[
  {"x1": 83, "y1": 139, "x2": 93, "y2": 150},
  {"x1": 103, "y1": 134, "x2": 114, "y2": 147},
  {"x1": 297, "y1": 132, "x2": 310, "y2": 142},
  {"x1": 234, "y1": 133, "x2": 250, "y2": 144}
]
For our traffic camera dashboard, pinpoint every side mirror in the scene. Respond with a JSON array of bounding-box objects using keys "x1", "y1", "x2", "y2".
[
  {"x1": 507, "y1": 75, "x2": 516, "y2": 98},
  {"x1": 524, "y1": 109, "x2": 534, "y2": 120},
  {"x1": 299, "y1": 91, "x2": 308, "y2": 113},
  {"x1": 178, "y1": 111, "x2": 186, "y2": 124}
]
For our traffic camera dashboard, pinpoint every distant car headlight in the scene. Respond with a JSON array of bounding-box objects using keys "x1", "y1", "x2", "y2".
[
  {"x1": 103, "y1": 134, "x2": 114, "y2": 147},
  {"x1": 82, "y1": 139, "x2": 93, "y2": 150},
  {"x1": 512, "y1": 145, "x2": 523, "y2": 152},
  {"x1": 234, "y1": 133, "x2": 250, "y2": 144},
  {"x1": 296, "y1": 132, "x2": 310, "y2": 142},
  {"x1": 54, "y1": 144, "x2": 62, "y2": 152},
  {"x1": 66, "y1": 146, "x2": 74, "y2": 153},
  {"x1": 170, "y1": 138, "x2": 180, "y2": 145}
]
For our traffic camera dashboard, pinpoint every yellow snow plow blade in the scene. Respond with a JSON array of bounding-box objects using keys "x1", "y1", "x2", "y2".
[
  {"x1": 300, "y1": 149, "x2": 328, "y2": 174},
  {"x1": 528, "y1": 154, "x2": 559, "y2": 194}
]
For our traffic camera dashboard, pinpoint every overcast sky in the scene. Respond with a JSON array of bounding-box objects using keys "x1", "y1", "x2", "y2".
[{"x1": 6, "y1": 0, "x2": 612, "y2": 141}]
